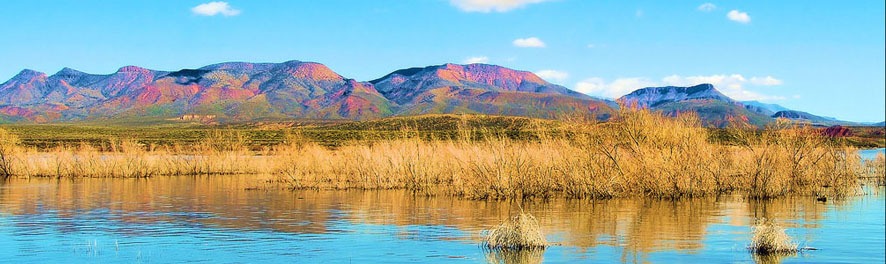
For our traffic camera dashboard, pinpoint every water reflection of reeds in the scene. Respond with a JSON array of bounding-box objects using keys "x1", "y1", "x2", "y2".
[
  {"x1": 0, "y1": 175, "x2": 870, "y2": 263},
  {"x1": 484, "y1": 248, "x2": 545, "y2": 264}
]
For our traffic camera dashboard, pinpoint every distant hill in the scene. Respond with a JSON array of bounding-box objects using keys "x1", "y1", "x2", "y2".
[
  {"x1": 0, "y1": 60, "x2": 866, "y2": 127},
  {"x1": 618, "y1": 84, "x2": 772, "y2": 127},
  {"x1": 771, "y1": 110, "x2": 859, "y2": 126},
  {"x1": 370, "y1": 63, "x2": 614, "y2": 120},
  {"x1": 616, "y1": 84, "x2": 868, "y2": 127},
  {"x1": 0, "y1": 61, "x2": 614, "y2": 123},
  {"x1": 739, "y1": 100, "x2": 789, "y2": 116}
]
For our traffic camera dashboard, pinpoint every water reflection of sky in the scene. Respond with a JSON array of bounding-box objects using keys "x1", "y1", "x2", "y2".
[
  {"x1": 0, "y1": 175, "x2": 883, "y2": 263},
  {"x1": 860, "y1": 148, "x2": 885, "y2": 160}
]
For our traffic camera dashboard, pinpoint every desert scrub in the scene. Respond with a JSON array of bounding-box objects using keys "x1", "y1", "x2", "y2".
[
  {"x1": 864, "y1": 153, "x2": 886, "y2": 186},
  {"x1": 0, "y1": 128, "x2": 21, "y2": 178},
  {"x1": 749, "y1": 218, "x2": 798, "y2": 255},
  {"x1": 730, "y1": 119, "x2": 863, "y2": 198},
  {"x1": 483, "y1": 212, "x2": 548, "y2": 250},
  {"x1": 5, "y1": 133, "x2": 271, "y2": 178},
  {"x1": 0, "y1": 110, "x2": 871, "y2": 199}
]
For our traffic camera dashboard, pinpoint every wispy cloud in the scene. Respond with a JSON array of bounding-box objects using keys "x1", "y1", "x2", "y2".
[
  {"x1": 727, "y1": 10, "x2": 750, "y2": 23},
  {"x1": 575, "y1": 74, "x2": 784, "y2": 101},
  {"x1": 192, "y1": 2, "x2": 241, "y2": 16},
  {"x1": 534, "y1": 70, "x2": 568, "y2": 82},
  {"x1": 463, "y1": 56, "x2": 489, "y2": 64},
  {"x1": 586, "y1": 44, "x2": 595, "y2": 48},
  {"x1": 697, "y1": 3, "x2": 716, "y2": 12},
  {"x1": 575, "y1": 77, "x2": 657, "y2": 98},
  {"x1": 449, "y1": 0, "x2": 553, "y2": 13},
  {"x1": 750, "y1": 76, "x2": 783, "y2": 86},
  {"x1": 512, "y1": 37, "x2": 546, "y2": 48},
  {"x1": 661, "y1": 74, "x2": 782, "y2": 101}
]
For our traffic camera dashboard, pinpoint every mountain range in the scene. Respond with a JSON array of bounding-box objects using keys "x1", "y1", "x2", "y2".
[
  {"x1": 0, "y1": 61, "x2": 615, "y2": 123},
  {"x1": 0, "y1": 60, "x2": 876, "y2": 127}
]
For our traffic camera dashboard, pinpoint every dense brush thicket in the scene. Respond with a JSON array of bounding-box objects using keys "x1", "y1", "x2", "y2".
[{"x1": 1, "y1": 109, "x2": 881, "y2": 199}]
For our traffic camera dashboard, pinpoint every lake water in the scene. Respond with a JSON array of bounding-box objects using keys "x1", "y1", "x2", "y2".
[
  {"x1": 0, "y1": 174, "x2": 883, "y2": 263},
  {"x1": 860, "y1": 148, "x2": 885, "y2": 160}
]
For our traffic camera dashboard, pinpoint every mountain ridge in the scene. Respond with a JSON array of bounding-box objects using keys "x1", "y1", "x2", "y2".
[
  {"x1": 618, "y1": 84, "x2": 773, "y2": 127},
  {"x1": 0, "y1": 60, "x2": 865, "y2": 127},
  {"x1": 0, "y1": 60, "x2": 613, "y2": 123},
  {"x1": 618, "y1": 84, "x2": 863, "y2": 127}
]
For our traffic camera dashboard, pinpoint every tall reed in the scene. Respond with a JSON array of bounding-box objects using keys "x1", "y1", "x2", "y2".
[
  {"x1": 2, "y1": 130, "x2": 270, "y2": 178},
  {"x1": 864, "y1": 153, "x2": 886, "y2": 186},
  {"x1": 0, "y1": 128, "x2": 20, "y2": 179},
  {"x1": 730, "y1": 119, "x2": 861, "y2": 198}
]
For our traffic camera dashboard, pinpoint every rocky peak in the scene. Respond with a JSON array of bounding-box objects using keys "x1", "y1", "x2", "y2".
[
  {"x1": 2, "y1": 69, "x2": 48, "y2": 91},
  {"x1": 432, "y1": 63, "x2": 546, "y2": 87},
  {"x1": 282, "y1": 61, "x2": 342, "y2": 81},
  {"x1": 116, "y1": 66, "x2": 153, "y2": 74},
  {"x1": 10, "y1": 69, "x2": 47, "y2": 81},
  {"x1": 772, "y1": 110, "x2": 813, "y2": 120},
  {"x1": 619, "y1": 83, "x2": 731, "y2": 108},
  {"x1": 200, "y1": 62, "x2": 277, "y2": 72},
  {"x1": 51, "y1": 67, "x2": 88, "y2": 79}
]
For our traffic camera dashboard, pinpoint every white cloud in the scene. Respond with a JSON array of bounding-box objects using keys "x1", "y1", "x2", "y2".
[
  {"x1": 727, "y1": 10, "x2": 750, "y2": 23},
  {"x1": 192, "y1": 2, "x2": 241, "y2": 16},
  {"x1": 534, "y1": 70, "x2": 569, "y2": 82},
  {"x1": 661, "y1": 74, "x2": 746, "y2": 88},
  {"x1": 575, "y1": 74, "x2": 784, "y2": 101},
  {"x1": 463, "y1": 56, "x2": 489, "y2": 64},
  {"x1": 661, "y1": 74, "x2": 782, "y2": 101},
  {"x1": 586, "y1": 44, "x2": 595, "y2": 48},
  {"x1": 512, "y1": 37, "x2": 546, "y2": 48},
  {"x1": 750, "y1": 76, "x2": 783, "y2": 86},
  {"x1": 449, "y1": 0, "x2": 553, "y2": 13},
  {"x1": 575, "y1": 77, "x2": 657, "y2": 98},
  {"x1": 697, "y1": 3, "x2": 716, "y2": 12}
]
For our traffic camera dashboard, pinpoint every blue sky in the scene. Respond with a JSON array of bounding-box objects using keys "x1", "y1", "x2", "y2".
[{"x1": 1, "y1": 0, "x2": 883, "y2": 122}]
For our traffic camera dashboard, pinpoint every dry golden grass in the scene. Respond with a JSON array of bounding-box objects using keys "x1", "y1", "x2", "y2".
[
  {"x1": 865, "y1": 153, "x2": 886, "y2": 186},
  {"x1": 728, "y1": 120, "x2": 863, "y2": 198},
  {"x1": 0, "y1": 128, "x2": 20, "y2": 179},
  {"x1": 483, "y1": 212, "x2": 548, "y2": 250},
  {"x1": 0, "y1": 131, "x2": 273, "y2": 178},
  {"x1": 0, "y1": 108, "x2": 872, "y2": 199},
  {"x1": 749, "y1": 218, "x2": 798, "y2": 255}
]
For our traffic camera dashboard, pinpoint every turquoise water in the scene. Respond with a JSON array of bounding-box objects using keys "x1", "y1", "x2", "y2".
[
  {"x1": 860, "y1": 148, "x2": 885, "y2": 160},
  {"x1": 0, "y1": 175, "x2": 883, "y2": 263}
]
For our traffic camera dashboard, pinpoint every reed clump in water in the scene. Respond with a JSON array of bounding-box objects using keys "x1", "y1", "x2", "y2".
[
  {"x1": 749, "y1": 218, "x2": 798, "y2": 255},
  {"x1": 483, "y1": 212, "x2": 548, "y2": 250}
]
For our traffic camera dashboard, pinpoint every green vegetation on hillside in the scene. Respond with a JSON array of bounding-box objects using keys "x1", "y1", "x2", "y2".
[{"x1": 2, "y1": 114, "x2": 883, "y2": 150}]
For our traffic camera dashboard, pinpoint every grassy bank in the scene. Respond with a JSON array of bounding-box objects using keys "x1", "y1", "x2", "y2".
[{"x1": 1, "y1": 109, "x2": 883, "y2": 199}]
